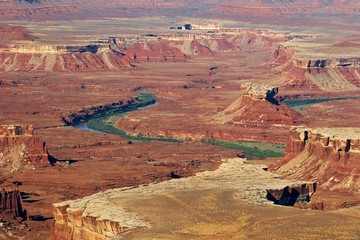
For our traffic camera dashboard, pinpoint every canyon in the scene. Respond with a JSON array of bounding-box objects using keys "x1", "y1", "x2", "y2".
[{"x1": 0, "y1": 1, "x2": 359, "y2": 239}]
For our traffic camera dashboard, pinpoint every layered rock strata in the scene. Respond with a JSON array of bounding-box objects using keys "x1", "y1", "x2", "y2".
[
  {"x1": 0, "y1": 29, "x2": 286, "y2": 72},
  {"x1": 271, "y1": 128, "x2": 360, "y2": 192},
  {"x1": 0, "y1": 125, "x2": 49, "y2": 172},
  {"x1": 273, "y1": 46, "x2": 360, "y2": 90},
  {"x1": 214, "y1": 84, "x2": 303, "y2": 125},
  {"x1": 52, "y1": 158, "x2": 315, "y2": 240}
]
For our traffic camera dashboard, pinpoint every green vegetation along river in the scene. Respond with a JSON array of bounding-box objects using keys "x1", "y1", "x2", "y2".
[
  {"x1": 74, "y1": 93, "x2": 285, "y2": 159},
  {"x1": 284, "y1": 96, "x2": 360, "y2": 114}
]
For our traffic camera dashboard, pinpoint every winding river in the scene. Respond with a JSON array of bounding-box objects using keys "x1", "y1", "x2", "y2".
[
  {"x1": 74, "y1": 101, "x2": 159, "y2": 134},
  {"x1": 71, "y1": 98, "x2": 284, "y2": 159}
]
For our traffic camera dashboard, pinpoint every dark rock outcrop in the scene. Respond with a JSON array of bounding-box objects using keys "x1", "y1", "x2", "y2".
[
  {"x1": 266, "y1": 183, "x2": 317, "y2": 206},
  {"x1": 0, "y1": 189, "x2": 26, "y2": 219}
]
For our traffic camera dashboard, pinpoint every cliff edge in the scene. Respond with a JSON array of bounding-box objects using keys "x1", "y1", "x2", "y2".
[
  {"x1": 271, "y1": 127, "x2": 360, "y2": 193},
  {"x1": 52, "y1": 158, "x2": 315, "y2": 240},
  {"x1": 0, "y1": 125, "x2": 49, "y2": 172}
]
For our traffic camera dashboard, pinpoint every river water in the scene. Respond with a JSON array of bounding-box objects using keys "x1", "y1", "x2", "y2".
[{"x1": 74, "y1": 101, "x2": 159, "y2": 134}]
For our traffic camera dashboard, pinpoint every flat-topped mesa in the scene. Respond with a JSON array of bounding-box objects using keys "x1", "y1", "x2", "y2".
[
  {"x1": 0, "y1": 124, "x2": 49, "y2": 172},
  {"x1": 0, "y1": 189, "x2": 27, "y2": 220},
  {"x1": 271, "y1": 127, "x2": 360, "y2": 194}
]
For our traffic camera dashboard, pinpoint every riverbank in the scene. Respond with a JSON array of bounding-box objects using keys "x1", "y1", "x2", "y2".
[
  {"x1": 284, "y1": 96, "x2": 360, "y2": 114},
  {"x1": 65, "y1": 93, "x2": 285, "y2": 159}
]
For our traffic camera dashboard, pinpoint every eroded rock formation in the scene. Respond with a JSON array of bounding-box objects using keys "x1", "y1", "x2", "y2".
[
  {"x1": 0, "y1": 125, "x2": 49, "y2": 172},
  {"x1": 52, "y1": 158, "x2": 315, "y2": 239},
  {"x1": 0, "y1": 189, "x2": 26, "y2": 219},
  {"x1": 214, "y1": 84, "x2": 303, "y2": 125},
  {"x1": 273, "y1": 46, "x2": 360, "y2": 91},
  {"x1": 0, "y1": 30, "x2": 285, "y2": 72},
  {"x1": 271, "y1": 127, "x2": 360, "y2": 192},
  {"x1": 266, "y1": 183, "x2": 316, "y2": 206}
]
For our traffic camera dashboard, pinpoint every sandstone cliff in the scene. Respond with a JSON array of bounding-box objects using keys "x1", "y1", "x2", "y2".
[
  {"x1": 0, "y1": 30, "x2": 285, "y2": 72},
  {"x1": 214, "y1": 84, "x2": 303, "y2": 125},
  {"x1": 273, "y1": 46, "x2": 360, "y2": 91},
  {"x1": 271, "y1": 127, "x2": 360, "y2": 193},
  {"x1": 0, "y1": 35, "x2": 216, "y2": 72},
  {"x1": 52, "y1": 158, "x2": 315, "y2": 239},
  {"x1": 0, "y1": 125, "x2": 49, "y2": 172}
]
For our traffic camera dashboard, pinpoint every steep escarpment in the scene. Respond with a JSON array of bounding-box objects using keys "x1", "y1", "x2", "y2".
[
  {"x1": 52, "y1": 158, "x2": 316, "y2": 240},
  {"x1": 273, "y1": 46, "x2": 360, "y2": 91},
  {"x1": 0, "y1": 30, "x2": 286, "y2": 72},
  {"x1": 271, "y1": 128, "x2": 360, "y2": 193},
  {"x1": 214, "y1": 84, "x2": 303, "y2": 125},
  {"x1": 0, "y1": 39, "x2": 209, "y2": 72},
  {"x1": 0, "y1": 125, "x2": 49, "y2": 172}
]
